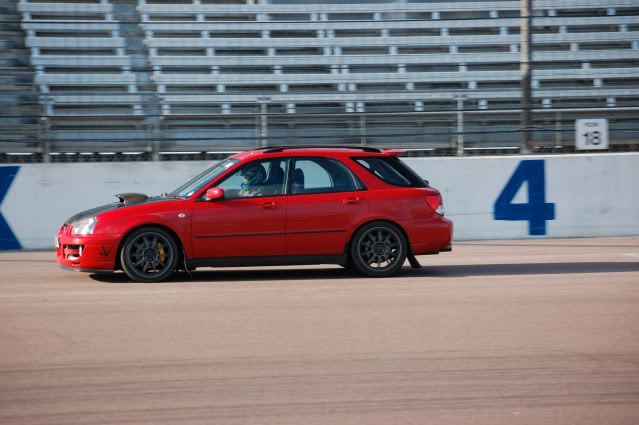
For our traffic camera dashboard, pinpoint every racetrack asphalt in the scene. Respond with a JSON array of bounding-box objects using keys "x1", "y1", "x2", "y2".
[{"x1": 1, "y1": 237, "x2": 638, "y2": 425}]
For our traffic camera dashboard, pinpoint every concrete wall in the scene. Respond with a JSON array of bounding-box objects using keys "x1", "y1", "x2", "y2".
[
  {"x1": 1, "y1": 153, "x2": 638, "y2": 250},
  {"x1": 404, "y1": 153, "x2": 639, "y2": 240}
]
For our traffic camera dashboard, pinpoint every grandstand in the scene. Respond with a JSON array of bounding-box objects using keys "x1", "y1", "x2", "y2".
[
  {"x1": 1, "y1": 0, "x2": 638, "y2": 162},
  {"x1": 0, "y1": 0, "x2": 38, "y2": 155}
]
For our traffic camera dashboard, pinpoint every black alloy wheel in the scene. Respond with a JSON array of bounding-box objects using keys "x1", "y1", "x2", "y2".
[
  {"x1": 350, "y1": 222, "x2": 407, "y2": 277},
  {"x1": 120, "y1": 227, "x2": 178, "y2": 282}
]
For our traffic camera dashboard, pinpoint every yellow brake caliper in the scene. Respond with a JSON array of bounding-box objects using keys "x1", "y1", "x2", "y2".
[{"x1": 158, "y1": 242, "x2": 165, "y2": 262}]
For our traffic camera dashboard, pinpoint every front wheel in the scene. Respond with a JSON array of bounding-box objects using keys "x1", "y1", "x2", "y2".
[
  {"x1": 349, "y1": 222, "x2": 407, "y2": 277},
  {"x1": 120, "y1": 227, "x2": 178, "y2": 282}
]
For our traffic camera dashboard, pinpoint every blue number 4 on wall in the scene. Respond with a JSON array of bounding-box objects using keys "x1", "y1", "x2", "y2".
[{"x1": 494, "y1": 160, "x2": 555, "y2": 236}]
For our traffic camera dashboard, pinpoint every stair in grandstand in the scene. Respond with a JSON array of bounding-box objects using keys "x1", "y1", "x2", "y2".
[
  {"x1": 111, "y1": 0, "x2": 164, "y2": 157},
  {"x1": 0, "y1": 0, "x2": 39, "y2": 161}
]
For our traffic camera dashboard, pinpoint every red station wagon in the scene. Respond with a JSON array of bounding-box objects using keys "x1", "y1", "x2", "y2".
[{"x1": 56, "y1": 146, "x2": 453, "y2": 282}]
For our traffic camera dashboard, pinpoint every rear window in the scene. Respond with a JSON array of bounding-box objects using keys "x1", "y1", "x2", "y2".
[{"x1": 353, "y1": 156, "x2": 428, "y2": 187}]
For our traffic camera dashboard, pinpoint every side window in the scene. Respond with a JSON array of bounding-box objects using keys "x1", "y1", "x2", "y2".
[
  {"x1": 354, "y1": 157, "x2": 427, "y2": 187},
  {"x1": 214, "y1": 159, "x2": 288, "y2": 199},
  {"x1": 291, "y1": 158, "x2": 360, "y2": 195}
]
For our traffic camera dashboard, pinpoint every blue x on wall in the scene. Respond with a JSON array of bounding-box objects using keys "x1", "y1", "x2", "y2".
[{"x1": 0, "y1": 166, "x2": 21, "y2": 250}]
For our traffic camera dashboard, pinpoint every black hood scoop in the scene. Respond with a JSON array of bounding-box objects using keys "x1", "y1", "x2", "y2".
[
  {"x1": 64, "y1": 194, "x2": 177, "y2": 226},
  {"x1": 115, "y1": 193, "x2": 149, "y2": 206}
]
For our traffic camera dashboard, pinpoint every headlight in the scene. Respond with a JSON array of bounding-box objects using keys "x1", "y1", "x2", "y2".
[{"x1": 71, "y1": 217, "x2": 98, "y2": 235}]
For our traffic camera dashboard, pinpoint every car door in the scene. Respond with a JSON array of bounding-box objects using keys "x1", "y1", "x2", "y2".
[
  {"x1": 286, "y1": 157, "x2": 370, "y2": 256},
  {"x1": 191, "y1": 159, "x2": 288, "y2": 259}
]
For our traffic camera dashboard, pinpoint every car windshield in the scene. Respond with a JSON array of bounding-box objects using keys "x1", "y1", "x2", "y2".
[{"x1": 168, "y1": 158, "x2": 239, "y2": 198}]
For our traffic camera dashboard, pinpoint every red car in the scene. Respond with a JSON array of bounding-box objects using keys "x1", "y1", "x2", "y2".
[{"x1": 56, "y1": 146, "x2": 452, "y2": 282}]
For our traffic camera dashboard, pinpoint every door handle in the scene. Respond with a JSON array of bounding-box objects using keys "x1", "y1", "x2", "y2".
[
  {"x1": 343, "y1": 197, "x2": 361, "y2": 205},
  {"x1": 261, "y1": 201, "x2": 278, "y2": 209}
]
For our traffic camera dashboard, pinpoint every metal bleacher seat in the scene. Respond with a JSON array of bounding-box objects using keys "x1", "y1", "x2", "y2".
[
  {"x1": 140, "y1": 0, "x2": 639, "y2": 119},
  {"x1": 19, "y1": 0, "x2": 142, "y2": 117}
]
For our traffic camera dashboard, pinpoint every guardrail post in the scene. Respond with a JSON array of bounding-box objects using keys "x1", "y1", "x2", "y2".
[
  {"x1": 520, "y1": 0, "x2": 533, "y2": 153},
  {"x1": 360, "y1": 115, "x2": 367, "y2": 146},
  {"x1": 456, "y1": 95, "x2": 465, "y2": 156},
  {"x1": 258, "y1": 96, "x2": 270, "y2": 147}
]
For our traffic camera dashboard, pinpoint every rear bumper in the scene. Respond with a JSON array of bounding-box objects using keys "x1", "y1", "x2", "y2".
[
  {"x1": 439, "y1": 243, "x2": 453, "y2": 252},
  {"x1": 417, "y1": 243, "x2": 452, "y2": 256},
  {"x1": 405, "y1": 216, "x2": 453, "y2": 255}
]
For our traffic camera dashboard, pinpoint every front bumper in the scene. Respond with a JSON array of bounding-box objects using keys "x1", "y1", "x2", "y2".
[
  {"x1": 58, "y1": 263, "x2": 115, "y2": 274},
  {"x1": 55, "y1": 231, "x2": 120, "y2": 272}
]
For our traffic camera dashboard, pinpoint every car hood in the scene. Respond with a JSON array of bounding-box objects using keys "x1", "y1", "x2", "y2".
[{"x1": 64, "y1": 193, "x2": 178, "y2": 226}]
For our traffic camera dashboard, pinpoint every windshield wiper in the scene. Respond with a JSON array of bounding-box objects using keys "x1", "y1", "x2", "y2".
[{"x1": 160, "y1": 192, "x2": 184, "y2": 199}]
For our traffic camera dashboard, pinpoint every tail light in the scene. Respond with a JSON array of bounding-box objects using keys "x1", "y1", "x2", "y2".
[{"x1": 425, "y1": 194, "x2": 445, "y2": 216}]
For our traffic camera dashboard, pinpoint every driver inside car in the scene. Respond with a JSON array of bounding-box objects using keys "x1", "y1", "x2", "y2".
[{"x1": 240, "y1": 164, "x2": 267, "y2": 197}]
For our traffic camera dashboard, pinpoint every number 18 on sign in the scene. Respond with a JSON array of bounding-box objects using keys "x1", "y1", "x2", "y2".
[{"x1": 575, "y1": 118, "x2": 608, "y2": 150}]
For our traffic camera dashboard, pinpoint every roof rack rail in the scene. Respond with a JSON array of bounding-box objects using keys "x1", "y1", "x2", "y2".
[{"x1": 262, "y1": 145, "x2": 382, "y2": 154}]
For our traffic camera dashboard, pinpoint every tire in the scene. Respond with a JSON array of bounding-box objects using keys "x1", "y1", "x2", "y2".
[
  {"x1": 349, "y1": 222, "x2": 407, "y2": 277},
  {"x1": 120, "y1": 226, "x2": 179, "y2": 282}
]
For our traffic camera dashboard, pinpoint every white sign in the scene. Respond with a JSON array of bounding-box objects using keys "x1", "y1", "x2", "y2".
[{"x1": 575, "y1": 118, "x2": 608, "y2": 150}]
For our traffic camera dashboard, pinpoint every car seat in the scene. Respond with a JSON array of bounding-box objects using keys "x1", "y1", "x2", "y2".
[{"x1": 292, "y1": 168, "x2": 305, "y2": 194}]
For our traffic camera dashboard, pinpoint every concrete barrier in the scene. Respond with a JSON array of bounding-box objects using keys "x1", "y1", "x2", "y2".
[
  {"x1": 2, "y1": 153, "x2": 638, "y2": 249},
  {"x1": 405, "y1": 153, "x2": 639, "y2": 240}
]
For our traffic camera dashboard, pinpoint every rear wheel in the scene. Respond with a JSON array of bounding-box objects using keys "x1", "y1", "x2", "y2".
[
  {"x1": 350, "y1": 222, "x2": 407, "y2": 277},
  {"x1": 120, "y1": 227, "x2": 178, "y2": 282}
]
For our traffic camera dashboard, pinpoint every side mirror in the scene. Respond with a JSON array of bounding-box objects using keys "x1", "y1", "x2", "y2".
[{"x1": 205, "y1": 187, "x2": 224, "y2": 201}]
